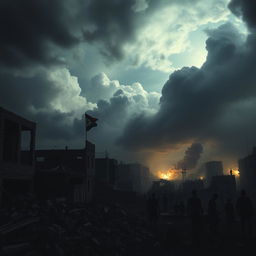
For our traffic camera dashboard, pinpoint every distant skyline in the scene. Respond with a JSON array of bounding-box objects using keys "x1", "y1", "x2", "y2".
[{"x1": 0, "y1": 0, "x2": 255, "y2": 172}]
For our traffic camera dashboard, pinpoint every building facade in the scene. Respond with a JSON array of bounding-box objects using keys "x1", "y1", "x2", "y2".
[
  {"x1": 205, "y1": 161, "x2": 223, "y2": 182},
  {"x1": 116, "y1": 163, "x2": 151, "y2": 194},
  {"x1": 35, "y1": 140, "x2": 95, "y2": 203},
  {"x1": 95, "y1": 158, "x2": 117, "y2": 186},
  {"x1": 0, "y1": 107, "x2": 36, "y2": 205},
  {"x1": 239, "y1": 148, "x2": 256, "y2": 200},
  {"x1": 209, "y1": 175, "x2": 236, "y2": 198}
]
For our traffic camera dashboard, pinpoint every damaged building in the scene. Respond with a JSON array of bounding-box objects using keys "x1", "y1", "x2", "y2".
[
  {"x1": 239, "y1": 147, "x2": 256, "y2": 201},
  {"x1": 0, "y1": 107, "x2": 36, "y2": 205},
  {"x1": 35, "y1": 140, "x2": 95, "y2": 203},
  {"x1": 116, "y1": 163, "x2": 151, "y2": 194},
  {"x1": 94, "y1": 157, "x2": 118, "y2": 199}
]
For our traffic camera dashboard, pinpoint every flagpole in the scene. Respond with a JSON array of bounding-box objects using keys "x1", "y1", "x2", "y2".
[{"x1": 85, "y1": 113, "x2": 87, "y2": 149}]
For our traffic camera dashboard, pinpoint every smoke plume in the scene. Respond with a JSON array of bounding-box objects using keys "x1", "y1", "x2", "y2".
[{"x1": 177, "y1": 143, "x2": 203, "y2": 170}]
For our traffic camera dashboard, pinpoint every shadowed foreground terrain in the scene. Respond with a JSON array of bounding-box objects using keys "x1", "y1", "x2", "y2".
[{"x1": 1, "y1": 196, "x2": 256, "y2": 256}]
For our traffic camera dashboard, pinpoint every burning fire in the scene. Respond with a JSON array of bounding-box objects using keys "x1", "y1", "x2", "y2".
[
  {"x1": 157, "y1": 169, "x2": 179, "y2": 181},
  {"x1": 227, "y1": 168, "x2": 240, "y2": 177},
  {"x1": 231, "y1": 169, "x2": 240, "y2": 177}
]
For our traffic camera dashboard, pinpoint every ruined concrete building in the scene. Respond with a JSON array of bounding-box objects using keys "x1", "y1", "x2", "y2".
[
  {"x1": 35, "y1": 140, "x2": 95, "y2": 203},
  {"x1": 239, "y1": 147, "x2": 256, "y2": 201},
  {"x1": 116, "y1": 163, "x2": 151, "y2": 194},
  {"x1": 95, "y1": 157, "x2": 118, "y2": 187},
  {"x1": 0, "y1": 107, "x2": 36, "y2": 205}
]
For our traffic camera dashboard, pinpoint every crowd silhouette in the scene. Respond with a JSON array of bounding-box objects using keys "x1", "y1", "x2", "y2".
[
  {"x1": 147, "y1": 189, "x2": 255, "y2": 249},
  {"x1": 236, "y1": 190, "x2": 254, "y2": 238},
  {"x1": 187, "y1": 190, "x2": 203, "y2": 247}
]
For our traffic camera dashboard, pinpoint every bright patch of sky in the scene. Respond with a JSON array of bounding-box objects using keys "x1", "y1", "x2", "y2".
[
  {"x1": 169, "y1": 15, "x2": 248, "y2": 70},
  {"x1": 124, "y1": 0, "x2": 231, "y2": 73},
  {"x1": 70, "y1": 0, "x2": 248, "y2": 95}
]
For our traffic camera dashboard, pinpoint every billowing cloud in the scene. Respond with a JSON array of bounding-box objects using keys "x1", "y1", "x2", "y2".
[
  {"x1": 85, "y1": 72, "x2": 160, "y2": 109},
  {"x1": 229, "y1": 0, "x2": 256, "y2": 30},
  {"x1": 118, "y1": 22, "x2": 256, "y2": 160},
  {"x1": 0, "y1": 67, "x2": 159, "y2": 157},
  {"x1": 124, "y1": 0, "x2": 229, "y2": 72},
  {"x1": 84, "y1": 73, "x2": 161, "y2": 158},
  {"x1": 0, "y1": 0, "x2": 230, "y2": 73},
  {"x1": 0, "y1": 0, "x2": 141, "y2": 69},
  {"x1": 0, "y1": 0, "x2": 81, "y2": 69},
  {"x1": 132, "y1": 0, "x2": 149, "y2": 13},
  {"x1": 0, "y1": 0, "x2": 152, "y2": 69},
  {"x1": 1, "y1": 0, "x2": 254, "y2": 167},
  {"x1": 0, "y1": 68, "x2": 95, "y2": 147}
]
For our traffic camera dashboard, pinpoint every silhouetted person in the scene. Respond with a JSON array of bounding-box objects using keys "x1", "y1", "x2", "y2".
[
  {"x1": 162, "y1": 193, "x2": 168, "y2": 212},
  {"x1": 187, "y1": 190, "x2": 203, "y2": 247},
  {"x1": 178, "y1": 201, "x2": 185, "y2": 217},
  {"x1": 236, "y1": 190, "x2": 254, "y2": 238},
  {"x1": 147, "y1": 193, "x2": 159, "y2": 227},
  {"x1": 208, "y1": 193, "x2": 219, "y2": 236},
  {"x1": 225, "y1": 198, "x2": 235, "y2": 234},
  {"x1": 174, "y1": 201, "x2": 179, "y2": 216}
]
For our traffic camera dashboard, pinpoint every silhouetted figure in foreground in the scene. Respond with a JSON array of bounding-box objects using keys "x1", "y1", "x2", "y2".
[
  {"x1": 187, "y1": 190, "x2": 203, "y2": 247},
  {"x1": 162, "y1": 193, "x2": 168, "y2": 212},
  {"x1": 225, "y1": 198, "x2": 235, "y2": 235},
  {"x1": 178, "y1": 201, "x2": 185, "y2": 217},
  {"x1": 174, "y1": 201, "x2": 179, "y2": 216},
  {"x1": 208, "y1": 193, "x2": 219, "y2": 237},
  {"x1": 174, "y1": 201, "x2": 185, "y2": 216},
  {"x1": 147, "y1": 193, "x2": 159, "y2": 227},
  {"x1": 236, "y1": 190, "x2": 254, "y2": 238}
]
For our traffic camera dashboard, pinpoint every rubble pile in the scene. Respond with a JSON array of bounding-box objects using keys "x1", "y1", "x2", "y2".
[{"x1": 0, "y1": 200, "x2": 158, "y2": 256}]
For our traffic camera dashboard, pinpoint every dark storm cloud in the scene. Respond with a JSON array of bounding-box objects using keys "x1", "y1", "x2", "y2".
[
  {"x1": 0, "y1": 0, "x2": 202, "y2": 69},
  {"x1": 83, "y1": 0, "x2": 139, "y2": 60},
  {"x1": 0, "y1": 0, "x2": 143, "y2": 68},
  {"x1": 86, "y1": 93, "x2": 135, "y2": 142},
  {"x1": 0, "y1": 0, "x2": 81, "y2": 68},
  {"x1": 0, "y1": 68, "x2": 144, "y2": 152},
  {"x1": 79, "y1": 93, "x2": 139, "y2": 160},
  {"x1": 118, "y1": 22, "x2": 256, "y2": 157},
  {"x1": 229, "y1": 0, "x2": 256, "y2": 30},
  {"x1": 83, "y1": 0, "x2": 198, "y2": 61},
  {"x1": 0, "y1": 0, "x2": 153, "y2": 68},
  {"x1": 2, "y1": 0, "x2": 254, "y2": 160},
  {"x1": 0, "y1": 73, "x2": 59, "y2": 111},
  {"x1": 0, "y1": 0, "x2": 160, "y2": 147}
]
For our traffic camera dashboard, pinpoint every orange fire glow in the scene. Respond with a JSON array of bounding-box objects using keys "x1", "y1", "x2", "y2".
[
  {"x1": 232, "y1": 169, "x2": 240, "y2": 177},
  {"x1": 228, "y1": 168, "x2": 240, "y2": 177},
  {"x1": 157, "y1": 169, "x2": 179, "y2": 180}
]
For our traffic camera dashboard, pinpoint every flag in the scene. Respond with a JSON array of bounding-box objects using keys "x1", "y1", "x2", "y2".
[{"x1": 85, "y1": 113, "x2": 98, "y2": 131}]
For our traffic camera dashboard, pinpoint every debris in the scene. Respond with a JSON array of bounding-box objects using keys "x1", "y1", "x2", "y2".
[{"x1": 0, "y1": 199, "x2": 158, "y2": 256}]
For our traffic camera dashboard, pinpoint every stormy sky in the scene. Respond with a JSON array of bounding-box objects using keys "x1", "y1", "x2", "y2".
[{"x1": 1, "y1": 0, "x2": 255, "y2": 171}]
